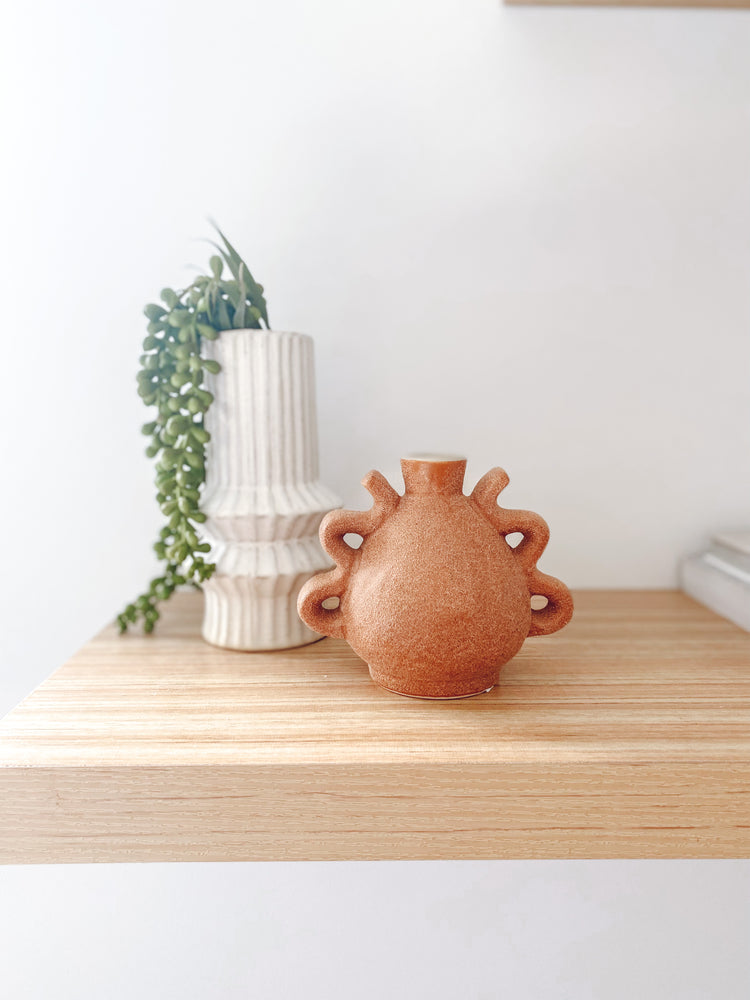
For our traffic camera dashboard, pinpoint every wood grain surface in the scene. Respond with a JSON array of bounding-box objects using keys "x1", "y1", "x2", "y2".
[{"x1": 1, "y1": 590, "x2": 749, "y2": 862}]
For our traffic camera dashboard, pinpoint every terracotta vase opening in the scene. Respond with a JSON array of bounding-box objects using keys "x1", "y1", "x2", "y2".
[{"x1": 401, "y1": 455, "x2": 467, "y2": 496}]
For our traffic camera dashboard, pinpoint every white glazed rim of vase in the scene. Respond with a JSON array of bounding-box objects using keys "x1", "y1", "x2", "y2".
[{"x1": 404, "y1": 453, "x2": 467, "y2": 463}]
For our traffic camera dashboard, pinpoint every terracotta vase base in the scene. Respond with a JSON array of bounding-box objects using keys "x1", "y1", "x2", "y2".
[{"x1": 369, "y1": 667, "x2": 496, "y2": 700}]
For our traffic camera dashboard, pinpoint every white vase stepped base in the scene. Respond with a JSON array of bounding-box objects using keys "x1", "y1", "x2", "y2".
[{"x1": 202, "y1": 571, "x2": 324, "y2": 651}]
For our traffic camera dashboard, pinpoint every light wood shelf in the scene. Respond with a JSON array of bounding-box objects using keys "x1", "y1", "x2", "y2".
[{"x1": 1, "y1": 590, "x2": 748, "y2": 863}]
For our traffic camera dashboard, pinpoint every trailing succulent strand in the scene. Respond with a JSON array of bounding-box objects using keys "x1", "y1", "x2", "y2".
[{"x1": 117, "y1": 229, "x2": 269, "y2": 634}]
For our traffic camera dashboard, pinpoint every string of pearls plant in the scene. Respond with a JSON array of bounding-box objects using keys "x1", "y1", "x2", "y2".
[{"x1": 118, "y1": 229, "x2": 269, "y2": 633}]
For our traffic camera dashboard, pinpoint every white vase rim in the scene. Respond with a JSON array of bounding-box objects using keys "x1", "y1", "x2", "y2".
[{"x1": 216, "y1": 328, "x2": 310, "y2": 340}]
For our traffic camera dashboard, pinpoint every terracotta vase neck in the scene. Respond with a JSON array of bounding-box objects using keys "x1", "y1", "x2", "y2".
[{"x1": 401, "y1": 456, "x2": 467, "y2": 496}]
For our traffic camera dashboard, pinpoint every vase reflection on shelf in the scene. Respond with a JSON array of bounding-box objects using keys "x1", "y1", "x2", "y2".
[
  {"x1": 298, "y1": 454, "x2": 573, "y2": 699},
  {"x1": 201, "y1": 330, "x2": 340, "y2": 651}
]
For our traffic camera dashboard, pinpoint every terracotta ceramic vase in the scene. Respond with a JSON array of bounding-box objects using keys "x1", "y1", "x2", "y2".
[{"x1": 297, "y1": 455, "x2": 573, "y2": 699}]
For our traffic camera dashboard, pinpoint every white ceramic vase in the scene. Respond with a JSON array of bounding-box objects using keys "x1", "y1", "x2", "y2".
[{"x1": 200, "y1": 330, "x2": 340, "y2": 650}]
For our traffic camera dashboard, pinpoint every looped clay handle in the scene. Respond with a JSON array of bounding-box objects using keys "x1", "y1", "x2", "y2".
[
  {"x1": 471, "y1": 467, "x2": 573, "y2": 637},
  {"x1": 297, "y1": 471, "x2": 399, "y2": 639}
]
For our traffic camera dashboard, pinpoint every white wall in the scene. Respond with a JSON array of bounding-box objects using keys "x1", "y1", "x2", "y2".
[
  {"x1": 1, "y1": 2, "x2": 749, "y2": 998},
  {"x1": 0, "y1": 861, "x2": 749, "y2": 1000}
]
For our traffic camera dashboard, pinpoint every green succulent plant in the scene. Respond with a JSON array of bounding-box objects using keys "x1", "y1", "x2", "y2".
[{"x1": 117, "y1": 228, "x2": 270, "y2": 634}]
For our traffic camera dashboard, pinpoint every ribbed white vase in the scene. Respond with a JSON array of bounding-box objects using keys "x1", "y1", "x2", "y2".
[{"x1": 200, "y1": 330, "x2": 340, "y2": 650}]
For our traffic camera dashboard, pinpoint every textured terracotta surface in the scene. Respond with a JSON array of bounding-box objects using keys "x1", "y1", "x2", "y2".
[{"x1": 298, "y1": 456, "x2": 573, "y2": 699}]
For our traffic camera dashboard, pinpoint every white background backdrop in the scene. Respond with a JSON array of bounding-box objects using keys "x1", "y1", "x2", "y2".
[{"x1": 1, "y1": 1, "x2": 749, "y2": 997}]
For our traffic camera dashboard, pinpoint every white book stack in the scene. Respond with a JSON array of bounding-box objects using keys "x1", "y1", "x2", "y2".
[{"x1": 681, "y1": 530, "x2": 750, "y2": 633}]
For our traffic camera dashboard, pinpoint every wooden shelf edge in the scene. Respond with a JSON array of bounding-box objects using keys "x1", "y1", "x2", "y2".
[{"x1": 2, "y1": 760, "x2": 748, "y2": 863}]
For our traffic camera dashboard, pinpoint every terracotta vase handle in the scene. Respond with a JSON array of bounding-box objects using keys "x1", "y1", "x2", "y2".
[
  {"x1": 296, "y1": 565, "x2": 347, "y2": 639},
  {"x1": 526, "y1": 570, "x2": 574, "y2": 636},
  {"x1": 297, "y1": 470, "x2": 399, "y2": 640},
  {"x1": 471, "y1": 467, "x2": 573, "y2": 638}
]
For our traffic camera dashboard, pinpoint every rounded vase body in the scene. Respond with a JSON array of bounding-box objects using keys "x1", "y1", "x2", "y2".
[
  {"x1": 298, "y1": 456, "x2": 573, "y2": 698},
  {"x1": 201, "y1": 330, "x2": 340, "y2": 651}
]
